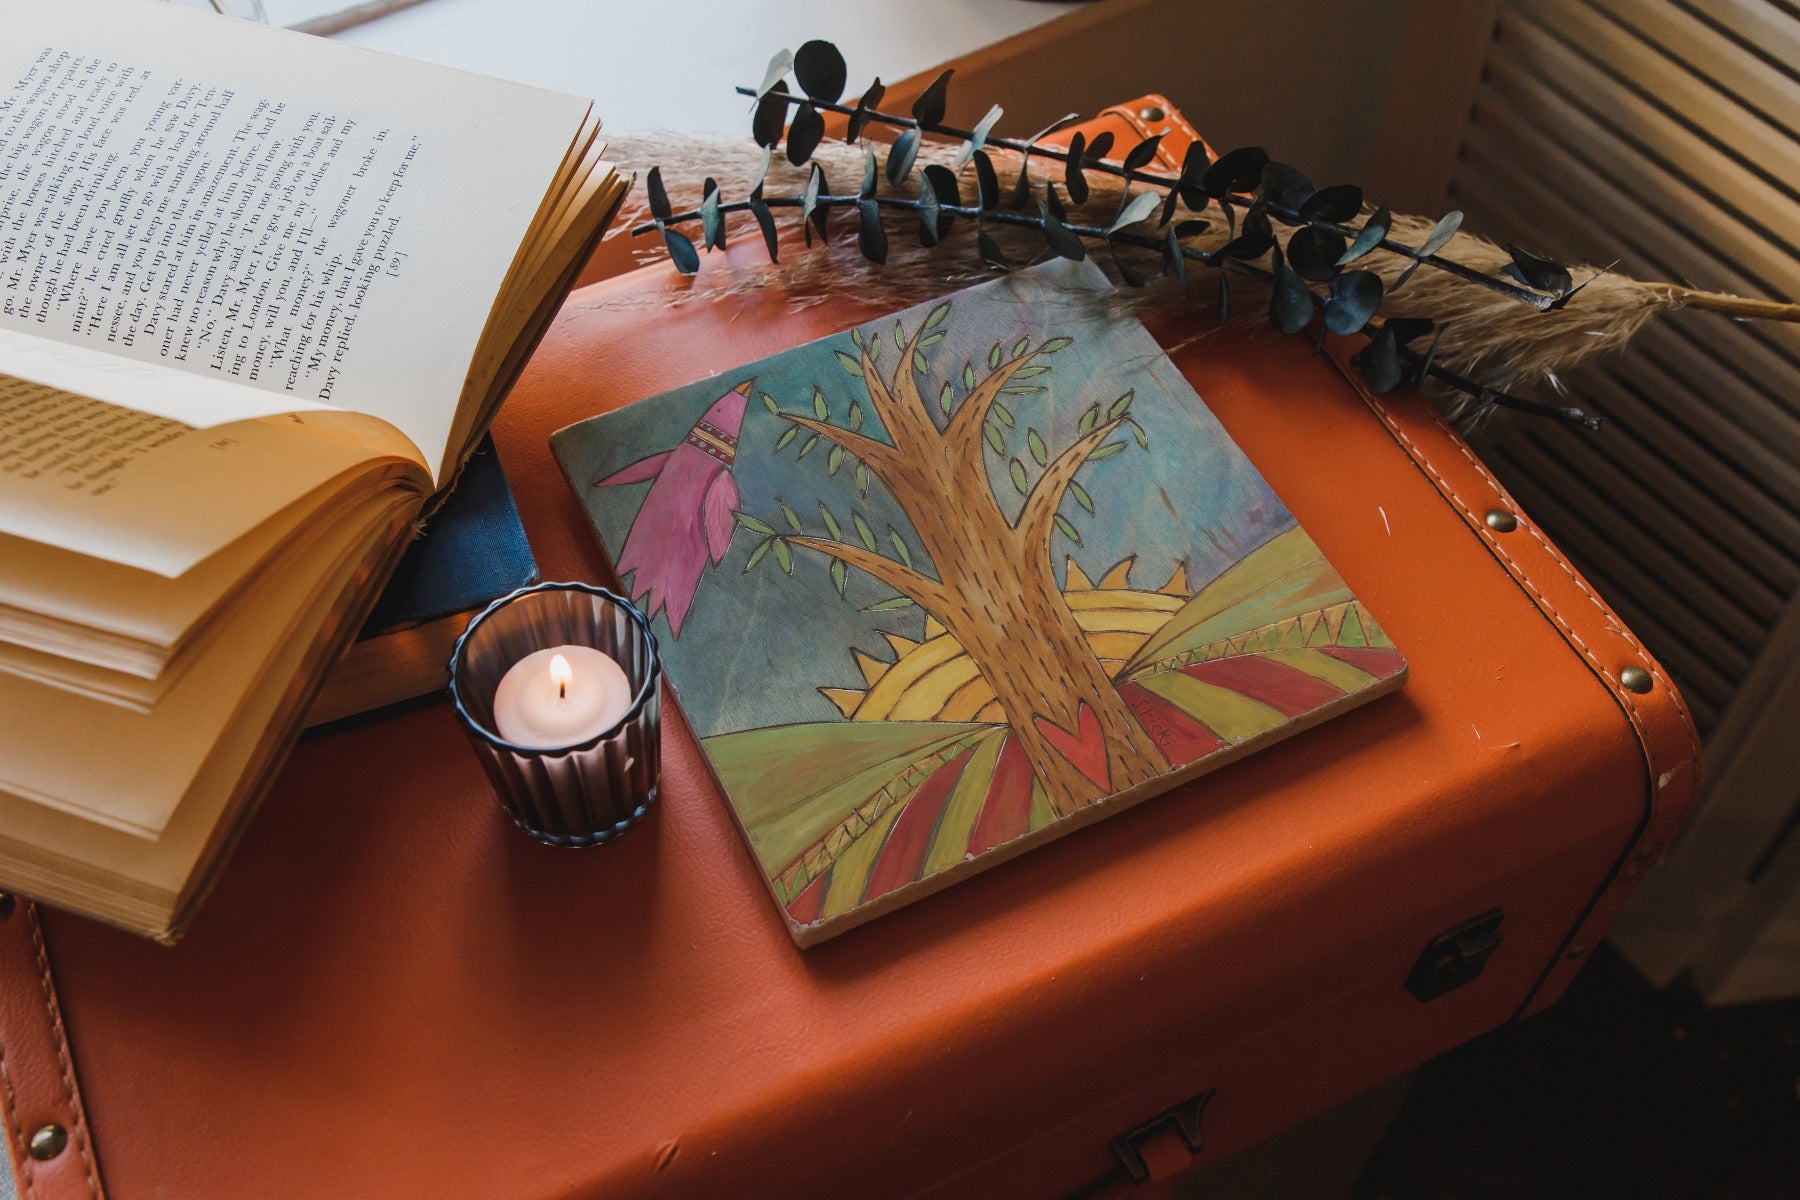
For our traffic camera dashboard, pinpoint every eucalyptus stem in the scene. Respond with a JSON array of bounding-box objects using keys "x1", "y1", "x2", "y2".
[
  {"x1": 633, "y1": 192, "x2": 1596, "y2": 428},
  {"x1": 734, "y1": 85, "x2": 1555, "y2": 311}
]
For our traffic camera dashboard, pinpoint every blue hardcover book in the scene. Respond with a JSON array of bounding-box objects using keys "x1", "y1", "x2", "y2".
[{"x1": 308, "y1": 436, "x2": 539, "y2": 726}]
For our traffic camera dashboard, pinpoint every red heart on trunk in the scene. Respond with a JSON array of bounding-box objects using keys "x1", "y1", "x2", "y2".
[{"x1": 1034, "y1": 703, "x2": 1111, "y2": 791}]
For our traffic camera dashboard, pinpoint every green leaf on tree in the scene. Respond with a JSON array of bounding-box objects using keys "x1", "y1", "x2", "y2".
[
  {"x1": 866, "y1": 596, "x2": 916, "y2": 611},
  {"x1": 775, "y1": 425, "x2": 799, "y2": 451},
  {"x1": 893, "y1": 321, "x2": 906, "y2": 350},
  {"x1": 888, "y1": 529, "x2": 912, "y2": 568},
  {"x1": 1012, "y1": 336, "x2": 1029, "y2": 357},
  {"x1": 830, "y1": 558, "x2": 847, "y2": 596},
  {"x1": 1040, "y1": 336, "x2": 1073, "y2": 353},
  {"x1": 988, "y1": 343, "x2": 1002, "y2": 370},
  {"x1": 850, "y1": 327, "x2": 865, "y2": 348},
  {"x1": 820, "y1": 504, "x2": 843, "y2": 541},
  {"x1": 993, "y1": 401, "x2": 1014, "y2": 427},
  {"x1": 1089, "y1": 441, "x2": 1127, "y2": 461},
  {"x1": 938, "y1": 382, "x2": 954, "y2": 414},
  {"x1": 962, "y1": 361, "x2": 975, "y2": 389},
  {"x1": 855, "y1": 462, "x2": 869, "y2": 496},
  {"x1": 1070, "y1": 480, "x2": 1095, "y2": 512},
  {"x1": 919, "y1": 331, "x2": 945, "y2": 347},
  {"x1": 924, "y1": 302, "x2": 951, "y2": 330},
  {"x1": 1079, "y1": 405, "x2": 1099, "y2": 435},
  {"x1": 772, "y1": 539, "x2": 793, "y2": 574},
  {"x1": 735, "y1": 511, "x2": 776, "y2": 535},
  {"x1": 1013, "y1": 365, "x2": 1049, "y2": 378},
  {"x1": 813, "y1": 388, "x2": 828, "y2": 419},
  {"x1": 1054, "y1": 515, "x2": 1082, "y2": 545},
  {"x1": 776, "y1": 499, "x2": 802, "y2": 531},
  {"x1": 853, "y1": 512, "x2": 877, "y2": 551},
  {"x1": 1129, "y1": 419, "x2": 1149, "y2": 449},
  {"x1": 744, "y1": 539, "x2": 772, "y2": 573},
  {"x1": 848, "y1": 401, "x2": 864, "y2": 431},
  {"x1": 835, "y1": 350, "x2": 863, "y2": 377},
  {"x1": 1002, "y1": 386, "x2": 1045, "y2": 395},
  {"x1": 984, "y1": 421, "x2": 1005, "y2": 454},
  {"x1": 1028, "y1": 429, "x2": 1048, "y2": 465},
  {"x1": 827, "y1": 445, "x2": 844, "y2": 475},
  {"x1": 1009, "y1": 458, "x2": 1029, "y2": 493},
  {"x1": 1108, "y1": 390, "x2": 1135, "y2": 419},
  {"x1": 914, "y1": 350, "x2": 927, "y2": 374},
  {"x1": 798, "y1": 434, "x2": 819, "y2": 459},
  {"x1": 760, "y1": 392, "x2": 778, "y2": 415}
]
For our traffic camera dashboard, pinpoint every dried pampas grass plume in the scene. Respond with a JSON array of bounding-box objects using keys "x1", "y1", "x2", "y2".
[{"x1": 602, "y1": 131, "x2": 1798, "y2": 396}]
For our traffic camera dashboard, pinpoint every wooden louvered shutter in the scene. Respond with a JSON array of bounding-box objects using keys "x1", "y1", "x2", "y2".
[{"x1": 1371, "y1": 0, "x2": 1800, "y2": 1001}]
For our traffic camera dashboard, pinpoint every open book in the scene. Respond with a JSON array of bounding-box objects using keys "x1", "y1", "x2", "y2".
[{"x1": 0, "y1": 0, "x2": 629, "y2": 939}]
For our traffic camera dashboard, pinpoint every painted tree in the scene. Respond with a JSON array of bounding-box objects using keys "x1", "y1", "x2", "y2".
[{"x1": 737, "y1": 300, "x2": 1165, "y2": 817}]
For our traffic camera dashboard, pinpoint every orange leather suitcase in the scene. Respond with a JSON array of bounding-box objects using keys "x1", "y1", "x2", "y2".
[{"x1": 0, "y1": 106, "x2": 1699, "y2": 1200}]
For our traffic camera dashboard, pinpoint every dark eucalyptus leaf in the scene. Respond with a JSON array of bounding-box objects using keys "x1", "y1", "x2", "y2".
[
  {"x1": 978, "y1": 225, "x2": 1008, "y2": 269},
  {"x1": 1268, "y1": 248, "x2": 1314, "y2": 334},
  {"x1": 1203, "y1": 146, "x2": 1269, "y2": 199},
  {"x1": 1112, "y1": 242, "x2": 1146, "y2": 287},
  {"x1": 700, "y1": 178, "x2": 724, "y2": 251},
  {"x1": 1391, "y1": 259, "x2": 1422, "y2": 291},
  {"x1": 1044, "y1": 181, "x2": 1066, "y2": 222},
  {"x1": 661, "y1": 224, "x2": 699, "y2": 275},
  {"x1": 917, "y1": 175, "x2": 941, "y2": 247},
  {"x1": 646, "y1": 166, "x2": 672, "y2": 221},
  {"x1": 1175, "y1": 141, "x2": 1210, "y2": 211},
  {"x1": 1064, "y1": 131, "x2": 1089, "y2": 205},
  {"x1": 1217, "y1": 270, "x2": 1230, "y2": 325},
  {"x1": 1323, "y1": 270, "x2": 1383, "y2": 335},
  {"x1": 1164, "y1": 226, "x2": 1188, "y2": 293},
  {"x1": 1083, "y1": 130, "x2": 1115, "y2": 164},
  {"x1": 786, "y1": 101, "x2": 824, "y2": 166},
  {"x1": 1384, "y1": 317, "x2": 1434, "y2": 345},
  {"x1": 1419, "y1": 210, "x2": 1463, "y2": 256},
  {"x1": 1287, "y1": 225, "x2": 1346, "y2": 281},
  {"x1": 1298, "y1": 183, "x2": 1363, "y2": 223},
  {"x1": 1173, "y1": 218, "x2": 1209, "y2": 238},
  {"x1": 1549, "y1": 266, "x2": 1604, "y2": 311},
  {"x1": 858, "y1": 198, "x2": 887, "y2": 264},
  {"x1": 1039, "y1": 198, "x2": 1086, "y2": 261},
  {"x1": 749, "y1": 190, "x2": 779, "y2": 263},
  {"x1": 1259, "y1": 162, "x2": 1313, "y2": 212},
  {"x1": 755, "y1": 49, "x2": 793, "y2": 100},
  {"x1": 793, "y1": 39, "x2": 847, "y2": 104},
  {"x1": 912, "y1": 69, "x2": 954, "y2": 126},
  {"x1": 846, "y1": 78, "x2": 884, "y2": 143},
  {"x1": 806, "y1": 164, "x2": 831, "y2": 242},
  {"x1": 752, "y1": 81, "x2": 790, "y2": 150},
  {"x1": 1413, "y1": 327, "x2": 1442, "y2": 387},
  {"x1": 1353, "y1": 326, "x2": 1404, "y2": 393},
  {"x1": 922, "y1": 163, "x2": 959, "y2": 241},
  {"x1": 1336, "y1": 203, "x2": 1390, "y2": 265},
  {"x1": 1502, "y1": 243, "x2": 1573, "y2": 295},
  {"x1": 860, "y1": 142, "x2": 877, "y2": 198},
  {"x1": 1123, "y1": 133, "x2": 1164, "y2": 174},
  {"x1": 973, "y1": 149, "x2": 999, "y2": 209},
  {"x1": 886, "y1": 127, "x2": 920, "y2": 186},
  {"x1": 1219, "y1": 202, "x2": 1274, "y2": 259}
]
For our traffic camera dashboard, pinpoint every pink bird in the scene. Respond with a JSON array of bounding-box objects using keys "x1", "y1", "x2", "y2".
[{"x1": 596, "y1": 378, "x2": 752, "y2": 637}]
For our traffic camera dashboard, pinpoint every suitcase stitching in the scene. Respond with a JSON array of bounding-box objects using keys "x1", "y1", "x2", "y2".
[
  {"x1": 0, "y1": 1020, "x2": 35, "y2": 1200},
  {"x1": 1349, "y1": 380, "x2": 1701, "y2": 771},
  {"x1": 29, "y1": 908, "x2": 99, "y2": 1200}
]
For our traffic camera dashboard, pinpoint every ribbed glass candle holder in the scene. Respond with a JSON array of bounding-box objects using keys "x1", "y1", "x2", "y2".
[{"x1": 448, "y1": 583, "x2": 661, "y2": 847}]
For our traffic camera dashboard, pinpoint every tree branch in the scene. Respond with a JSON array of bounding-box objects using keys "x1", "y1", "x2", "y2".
[
  {"x1": 945, "y1": 350, "x2": 1038, "y2": 484},
  {"x1": 777, "y1": 412, "x2": 904, "y2": 479},
  {"x1": 787, "y1": 535, "x2": 948, "y2": 613},
  {"x1": 1016, "y1": 418, "x2": 1125, "y2": 552}
]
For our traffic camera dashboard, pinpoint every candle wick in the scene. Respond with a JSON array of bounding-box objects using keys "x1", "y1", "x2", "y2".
[{"x1": 558, "y1": 679, "x2": 566, "y2": 700}]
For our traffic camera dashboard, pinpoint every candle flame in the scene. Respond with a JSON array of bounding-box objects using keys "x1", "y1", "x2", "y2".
[{"x1": 550, "y1": 652, "x2": 572, "y2": 700}]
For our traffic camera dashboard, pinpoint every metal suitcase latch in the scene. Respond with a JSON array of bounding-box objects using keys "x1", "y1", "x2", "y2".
[
  {"x1": 1109, "y1": 1088, "x2": 1215, "y2": 1184},
  {"x1": 1406, "y1": 907, "x2": 1504, "y2": 1001}
]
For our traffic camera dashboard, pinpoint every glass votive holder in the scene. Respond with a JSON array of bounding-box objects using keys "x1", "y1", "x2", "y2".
[{"x1": 448, "y1": 582, "x2": 661, "y2": 847}]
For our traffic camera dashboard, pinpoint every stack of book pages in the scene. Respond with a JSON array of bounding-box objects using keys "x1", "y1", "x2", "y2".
[{"x1": 0, "y1": 0, "x2": 629, "y2": 940}]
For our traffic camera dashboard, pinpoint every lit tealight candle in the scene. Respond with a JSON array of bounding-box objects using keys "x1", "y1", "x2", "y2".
[{"x1": 491, "y1": 644, "x2": 633, "y2": 749}]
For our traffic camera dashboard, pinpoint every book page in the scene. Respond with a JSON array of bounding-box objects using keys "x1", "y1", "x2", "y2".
[
  {"x1": 0, "y1": 372, "x2": 417, "y2": 574},
  {"x1": 0, "y1": 0, "x2": 592, "y2": 481}
]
